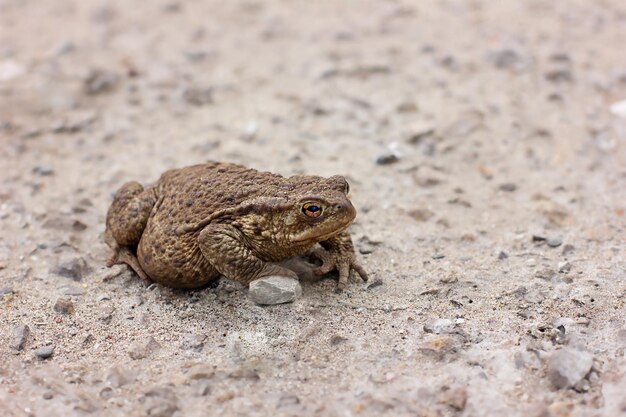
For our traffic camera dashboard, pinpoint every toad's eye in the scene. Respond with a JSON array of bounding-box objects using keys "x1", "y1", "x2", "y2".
[{"x1": 302, "y1": 202, "x2": 323, "y2": 218}]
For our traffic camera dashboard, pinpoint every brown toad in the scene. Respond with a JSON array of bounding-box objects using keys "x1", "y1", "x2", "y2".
[{"x1": 105, "y1": 162, "x2": 368, "y2": 290}]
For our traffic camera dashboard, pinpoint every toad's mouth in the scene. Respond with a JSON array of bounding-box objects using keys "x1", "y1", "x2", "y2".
[{"x1": 292, "y1": 221, "x2": 353, "y2": 243}]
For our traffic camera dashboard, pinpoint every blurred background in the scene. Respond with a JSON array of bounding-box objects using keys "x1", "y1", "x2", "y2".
[{"x1": 1, "y1": 1, "x2": 625, "y2": 416}]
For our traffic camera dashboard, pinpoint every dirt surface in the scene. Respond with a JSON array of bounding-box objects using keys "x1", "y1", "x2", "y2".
[{"x1": 1, "y1": 1, "x2": 626, "y2": 416}]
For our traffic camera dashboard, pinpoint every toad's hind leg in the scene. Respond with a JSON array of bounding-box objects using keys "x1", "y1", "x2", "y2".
[
  {"x1": 105, "y1": 181, "x2": 156, "y2": 285},
  {"x1": 106, "y1": 238, "x2": 152, "y2": 286},
  {"x1": 106, "y1": 181, "x2": 155, "y2": 246}
]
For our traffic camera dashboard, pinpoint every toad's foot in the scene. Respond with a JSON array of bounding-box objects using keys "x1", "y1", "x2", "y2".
[
  {"x1": 312, "y1": 232, "x2": 368, "y2": 291},
  {"x1": 107, "y1": 246, "x2": 152, "y2": 287}
]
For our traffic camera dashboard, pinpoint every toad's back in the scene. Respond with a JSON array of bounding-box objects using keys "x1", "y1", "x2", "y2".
[{"x1": 154, "y1": 162, "x2": 290, "y2": 222}]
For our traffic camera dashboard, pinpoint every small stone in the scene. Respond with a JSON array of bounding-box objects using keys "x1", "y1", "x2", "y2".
[
  {"x1": 130, "y1": 295, "x2": 144, "y2": 308},
  {"x1": 562, "y1": 244, "x2": 575, "y2": 255},
  {"x1": 10, "y1": 324, "x2": 30, "y2": 350},
  {"x1": 419, "y1": 336, "x2": 459, "y2": 360},
  {"x1": 532, "y1": 235, "x2": 547, "y2": 242},
  {"x1": 84, "y1": 69, "x2": 119, "y2": 95},
  {"x1": 100, "y1": 387, "x2": 114, "y2": 399},
  {"x1": 498, "y1": 183, "x2": 517, "y2": 192},
  {"x1": 358, "y1": 236, "x2": 382, "y2": 255},
  {"x1": 52, "y1": 256, "x2": 91, "y2": 281},
  {"x1": 81, "y1": 333, "x2": 95, "y2": 347},
  {"x1": 35, "y1": 346, "x2": 55, "y2": 360},
  {"x1": 248, "y1": 276, "x2": 302, "y2": 305},
  {"x1": 535, "y1": 268, "x2": 557, "y2": 280},
  {"x1": 186, "y1": 364, "x2": 215, "y2": 381},
  {"x1": 98, "y1": 305, "x2": 115, "y2": 324},
  {"x1": 181, "y1": 333, "x2": 205, "y2": 352},
  {"x1": 228, "y1": 367, "x2": 260, "y2": 381},
  {"x1": 367, "y1": 278, "x2": 383, "y2": 290},
  {"x1": 72, "y1": 220, "x2": 87, "y2": 231},
  {"x1": 107, "y1": 366, "x2": 137, "y2": 387},
  {"x1": 330, "y1": 335, "x2": 348, "y2": 346},
  {"x1": 42, "y1": 391, "x2": 54, "y2": 400},
  {"x1": 277, "y1": 394, "x2": 301, "y2": 408},
  {"x1": 182, "y1": 87, "x2": 213, "y2": 106},
  {"x1": 440, "y1": 271, "x2": 458, "y2": 284},
  {"x1": 545, "y1": 69, "x2": 573, "y2": 83},
  {"x1": 558, "y1": 261, "x2": 572, "y2": 273},
  {"x1": 498, "y1": 251, "x2": 508, "y2": 260},
  {"x1": 549, "y1": 52, "x2": 571, "y2": 63},
  {"x1": 396, "y1": 101, "x2": 418, "y2": 113},
  {"x1": 407, "y1": 128, "x2": 435, "y2": 144},
  {"x1": 376, "y1": 153, "x2": 399, "y2": 165},
  {"x1": 0, "y1": 60, "x2": 25, "y2": 81},
  {"x1": 0, "y1": 286, "x2": 13, "y2": 296},
  {"x1": 128, "y1": 336, "x2": 161, "y2": 360},
  {"x1": 162, "y1": 2, "x2": 181, "y2": 13},
  {"x1": 460, "y1": 233, "x2": 475, "y2": 241},
  {"x1": 21, "y1": 128, "x2": 43, "y2": 139},
  {"x1": 53, "y1": 297, "x2": 75, "y2": 315},
  {"x1": 416, "y1": 165, "x2": 445, "y2": 187},
  {"x1": 32, "y1": 166, "x2": 54, "y2": 176},
  {"x1": 547, "y1": 238, "x2": 562, "y2": 248},
  {"x1": 50, "y1": 111, "x2": 96, "y2": 134},
  {"x1": 547, "y1": 348, "x2": 593, "y2": 389},
  {"x1": 408, "y1": 208, "x2": 434, "y2": 222},
  {"x1": 573, "y1": 378, "x2": 591, "y2": 393},
  {"x1": 424, "y1": 319, "x2": 454, "y2": 334},
  {"x1": 610, "y1": 99, "x2": 626, "y2": 118},
  {"x1": 185, "y1": 49, "x2": 214, "y2": 63},
  {"x1": 438, "y1": 386, "x2": 467, "y2": 411},
  {"x1": 487, "y1": 49, "x2": 522, "y2": 69}
]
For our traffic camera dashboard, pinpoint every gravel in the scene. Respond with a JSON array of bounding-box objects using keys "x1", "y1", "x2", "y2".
[
  {"x1": 128, "y1": 337, "x2": 161, "y2": 360},
  {"x1": 10, "y1": 324, "x2": 30, "y2": 350},
  {"x1": 423, "y1": 319, "x2": 455, "y2": 334},
  {"x1": 547, "y1": 348, "x2": 594, "y2": 389},
  {"x1": 375, "y1": 153, "x2": 400, "y2": 165},
  {"x1": 35, "y1": 346, "x2": 55, "y2": 360},
  {"x1": 53, "y1": 297, "x2": 75, "y2": 314},
  {"x1": 52, "y1": 256, "x2": 91, "y2": 281},
  {"x1": 1, "y1": 1, "x2": 624, "y2": 416},
  {"x1": 180, "y1": 333, "x2": 206, "y2": 352},
  {"x1": 558, "y1": 261, "x2": 572, "y2": 273},
  {"x1": 547, "y1": 238, "x2": 563, "y2": 248},
  {"x1": 498, "y1": 182, "x2": 517, "y2": 192},
  {"x1": 84, "y1": 68, "x2": 120, "y2": 95}
]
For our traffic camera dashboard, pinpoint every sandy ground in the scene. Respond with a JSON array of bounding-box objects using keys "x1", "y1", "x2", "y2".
[{"x1": 1, "y1": 1, "x2": 626, "y2": 416}]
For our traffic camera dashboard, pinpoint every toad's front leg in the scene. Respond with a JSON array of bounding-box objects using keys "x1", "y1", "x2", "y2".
[
  {"x1": 312, "y1": 231, "x2": 368, "y2": 291},
  {"x1": 198, "y1": 224, "x2": 297, "y2": 285}
]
